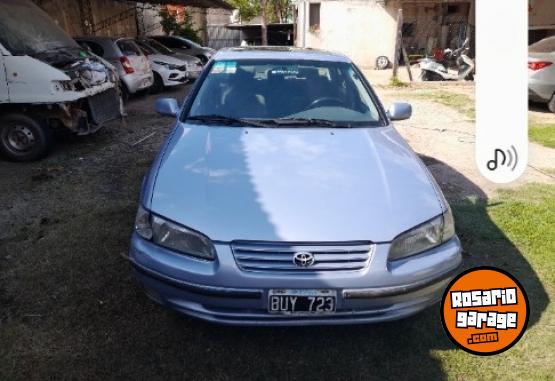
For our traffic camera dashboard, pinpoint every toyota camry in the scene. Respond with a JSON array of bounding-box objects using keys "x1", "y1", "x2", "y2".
[{"x1": 128, "y1": 47, "x2": 462, "y2": 325}]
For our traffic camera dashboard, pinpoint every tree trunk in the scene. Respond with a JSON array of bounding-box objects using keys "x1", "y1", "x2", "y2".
[{"x1": 261, "y1": 0, "x2": 268, "y2": 45}]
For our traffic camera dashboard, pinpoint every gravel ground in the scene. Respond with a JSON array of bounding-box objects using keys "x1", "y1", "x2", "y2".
[
  {"x1": 0, "y1": 81, "x2": 553, "y2": 380},
  {"x1": 375, "y1": 84, "x2": 555, "y2": 199}
]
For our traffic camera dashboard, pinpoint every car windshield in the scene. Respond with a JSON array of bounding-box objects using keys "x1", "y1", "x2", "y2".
[
  {"x1": 183, "y1": 38, "x2": 201, "y2": 48},
  {"x1": 186, "y1": 59, "x2": 383, "y2": 126},
  {"x1": 136, "y1": 40, "x2": 156, "y2": 55},
  {"x1": 0, "y1": 0, "x2": 80, "y2": 56},
  {"x1": 529, "y1": 37, "x2": 555, "y2": 53},
  {"x1": 146, "y1": 39, "x2": 174, "y2": 55}
]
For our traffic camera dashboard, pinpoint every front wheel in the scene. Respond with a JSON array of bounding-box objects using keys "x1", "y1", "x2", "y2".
[
  {"x1": 196, "y1": 55, "x2": 208, "y2": 65},
  {"x1": 0, "y1": 113, "x2": 52, "y2": 161},
  {"x1": 149, "y1": 72, "x2": 164, "y2": 94}
]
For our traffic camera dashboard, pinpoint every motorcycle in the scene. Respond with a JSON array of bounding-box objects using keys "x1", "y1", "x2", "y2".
[{"x1": 419, "y1": 38, "x2": 475, "y2": 81}]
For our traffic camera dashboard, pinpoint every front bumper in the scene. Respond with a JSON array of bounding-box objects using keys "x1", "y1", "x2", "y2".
[
  {"x1": 162, "y1": 68, "x2": 201, "y2": 86},
  {"x1": 128, "y1": 234, "x2": 462, "y2": 326},
  {"x1": 529, "y1": 77, "x2": 555, "y2": 102},
  {"x1": 123, "y1": 72, "x2": 154, "y2": 94}
]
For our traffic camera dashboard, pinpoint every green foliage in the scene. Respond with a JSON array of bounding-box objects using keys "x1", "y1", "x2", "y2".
[
  {"x1": 227, "y1": 0, "x2": 260, "y2": 21},
  {"x1": 389, "y1": 76, "x2": 409, "y2": 88},
  {"x1": 158, "y1": 9, "x2": 203, "y2": 44},
  {"x1": 529, "y1": 122, "x2": 555, "y2": 148},
  {"x1": 268, "y1": 0, "x2": 292, "y2": 23},
  {"x1": 227, "y1": 0, "x2": 292, "y2": 23}
]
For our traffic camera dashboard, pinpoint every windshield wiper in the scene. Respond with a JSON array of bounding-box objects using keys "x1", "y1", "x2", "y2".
[
  {"x1": 186, "y1": 115, "x2": 272, "y2": 128},
  {"x1": 268, "y1": 118, "x2": 352, "y2": 128}
]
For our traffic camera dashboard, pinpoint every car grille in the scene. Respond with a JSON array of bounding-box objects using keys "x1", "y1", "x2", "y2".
[
  {"x1": 87, "y1": 88, "x2": 120, "y2": 125},
  {"x1": 231, "y1": 242, "x2": 373, "y2": 273}
]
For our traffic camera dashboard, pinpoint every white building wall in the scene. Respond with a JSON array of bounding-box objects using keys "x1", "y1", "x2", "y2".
[{"x1": 296, "y1": 0, "x2": 399, "y2": 69}]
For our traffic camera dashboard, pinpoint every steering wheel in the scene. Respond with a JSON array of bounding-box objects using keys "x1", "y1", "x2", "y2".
[{"x1": 308, "y1": 97, "x2": 345, "y2": 108}]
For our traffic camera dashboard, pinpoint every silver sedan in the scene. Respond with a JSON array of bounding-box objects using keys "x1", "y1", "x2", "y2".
[{"x1": 128, "y1": 47, "x2": 462, "y2": 325}]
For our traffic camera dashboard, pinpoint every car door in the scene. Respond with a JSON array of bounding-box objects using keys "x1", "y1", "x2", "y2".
[{"x1": 0, "y1": 53, "x2": 9, "y2": 102}]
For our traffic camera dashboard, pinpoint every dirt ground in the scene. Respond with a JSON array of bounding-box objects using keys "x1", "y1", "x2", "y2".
[
  {"x1": 367, "y1": 76, "x2": 555, "y2": 199},
  {"x1": 0, "y1": 80, "x2": 554, "y2": 380}
]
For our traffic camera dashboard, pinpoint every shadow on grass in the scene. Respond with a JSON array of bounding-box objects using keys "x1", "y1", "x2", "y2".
[{"x1": 0, "y1": 152, "x2": 548, "y2": 380}]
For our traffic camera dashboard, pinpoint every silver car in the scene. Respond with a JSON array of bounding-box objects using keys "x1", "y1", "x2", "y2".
[
  {"x1": 75, "y1": 37, "x2": 154, "y2": 98},
  {"x1": 529, "y1": 36, "x2": 555, "y2": 112},
  {"x1": 129, "y1": 47, "x2": 462, "y2": 325}
]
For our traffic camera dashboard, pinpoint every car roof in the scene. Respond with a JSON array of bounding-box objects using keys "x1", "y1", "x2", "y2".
[
  {"x1": 74, "y1": 36, "x2": 134, "y2": 43},
  {"x1": 213, "y1": 46, "x2": 351, "y2": 63}
]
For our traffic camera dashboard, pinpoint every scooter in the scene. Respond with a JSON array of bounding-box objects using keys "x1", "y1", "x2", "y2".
[{"x1": 419, "y1": 38, "x2": 475, "y2": 81}]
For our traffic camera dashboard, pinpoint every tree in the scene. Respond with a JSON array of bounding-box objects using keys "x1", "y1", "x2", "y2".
[
  {"x1": 227, "y1": 0, "x2": 260, "y2": 22},
  {"x1": 227, "y1": 0, "x2": 292, "y2": 45},
  {"x1": 260, "y1": 0, "x2": 267, "y2": 45},
  {"x1": 158, "y1": 9, "x2": 203, "y2": 44},
  {"x1": 268, "y1": 0, "x2": 291, "y2": 23}
]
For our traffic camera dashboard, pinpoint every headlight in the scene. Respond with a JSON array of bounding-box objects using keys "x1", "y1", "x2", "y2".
[
  {"x1": 134, "y1": 206, "x2": 216, "y2": 260},
  {"x1": 389, "y1": 208, "x2": 455, "y2": 261}
]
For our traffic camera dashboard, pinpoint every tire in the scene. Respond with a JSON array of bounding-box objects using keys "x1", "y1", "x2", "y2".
[
  {"x1": 376, "y1": 56, "x2": 390, "y2": 70},
  {"x1": 196, "y1": 55, "x2": 208, "y2": 65},
  {"x1": 150, "y1": 72, "x2": 164, "y2": 94},
  {"x1": 0, "y1": 113, "x2": 52, "y2": 162},
  {"x1": 120, "y1": 83, "x2": 130, "y2": 103},
  {"x1": 548, "y1": 94, "x2": 555, "y2": 114}
]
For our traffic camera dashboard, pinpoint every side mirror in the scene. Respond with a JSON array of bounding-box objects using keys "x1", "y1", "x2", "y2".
[
  {"x1": 387, "y1": 102, "x2": 412, "y2": 121},
  {"x1": 155, "y1": 98, "x2": 179, "y2": 117}
]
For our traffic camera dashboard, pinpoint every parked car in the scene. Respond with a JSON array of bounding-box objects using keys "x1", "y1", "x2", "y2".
[
  {"x1": 75, "y1": 37, "x2": 153, "y2": 99},
  {"x1": 529, "y1": 36, "x2": 555, "y2": 113},
  {"x1": 138, "y1": 38, "x2": 203, "y2": 80},
  {"x1": 135, "y1": 39, "x2": 202, "y2": 92},
  {"x1": 0, "y1": 0, "x2": 121, "y2": 161},
  {"x1": 129, "y1": 47, "x2": 463, "y2": 326},
  {"x1": 149, "y1": 35, "x2": 215, "y2": 64}
]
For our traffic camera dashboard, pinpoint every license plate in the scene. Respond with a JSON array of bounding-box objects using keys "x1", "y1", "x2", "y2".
[{"x1": 268, "y1": 289, "x2": 336, "y2": 314}]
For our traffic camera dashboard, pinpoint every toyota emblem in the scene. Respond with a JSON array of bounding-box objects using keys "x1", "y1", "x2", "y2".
[{"x1": 293, "y1": 252, "x2": 315, "y2": 267}]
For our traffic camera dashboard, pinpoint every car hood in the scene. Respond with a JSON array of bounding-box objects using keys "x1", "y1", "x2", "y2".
[
  {"x1": 172, "y1": 52, "x2": 201, "y2": 64},
  {"x1": 150, "y1": 124, "x2": 444, "y2": 243},
  {"x1": 148, "y1": 54, "x2": 187, "y2": 66}
]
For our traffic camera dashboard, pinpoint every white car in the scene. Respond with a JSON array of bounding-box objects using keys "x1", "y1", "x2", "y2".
[
  {"x1": 136, "y1": 39, "x2": 201, "y2": 93},
  {"x1": 529, "y1": 36, "x2": 555, "y2": 112}
]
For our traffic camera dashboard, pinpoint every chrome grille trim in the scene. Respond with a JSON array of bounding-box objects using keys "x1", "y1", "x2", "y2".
[{"x1": 231, "y1": 242, "x2": 373, "y2": 273}]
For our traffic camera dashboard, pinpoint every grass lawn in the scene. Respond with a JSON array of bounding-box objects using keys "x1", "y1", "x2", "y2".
[
  {"x1": 404, "y1": 90, "x2": 476, "y2": 120},
  {"x1": 439, "y1": 184, "x2": 554, "y2": 381},
  {"x1": 529, "y1": 123, "x2": 555, "y2": 148}
]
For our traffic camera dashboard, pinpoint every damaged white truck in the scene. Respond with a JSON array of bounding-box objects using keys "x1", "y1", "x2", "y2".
[{"x1": 0, "y1": 0, "x2": 122, "y2": 161}]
